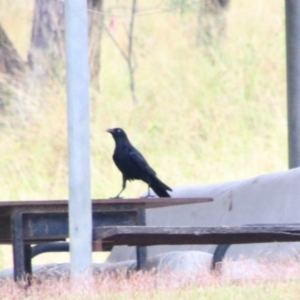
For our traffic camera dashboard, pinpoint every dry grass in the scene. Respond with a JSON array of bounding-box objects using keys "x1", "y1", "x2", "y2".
[{"x1": 1, "y1": 258, "x2": 300, "y2": 299}]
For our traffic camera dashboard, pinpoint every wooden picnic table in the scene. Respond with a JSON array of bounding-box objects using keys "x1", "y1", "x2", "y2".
[{"x1": 0, "y1": 198, "x2": 212, "y2": 281}]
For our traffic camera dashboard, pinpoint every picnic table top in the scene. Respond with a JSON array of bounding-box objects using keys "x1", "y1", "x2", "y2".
[{"x1": 0, "y1": 197, "x2": 213, "y2": 215}]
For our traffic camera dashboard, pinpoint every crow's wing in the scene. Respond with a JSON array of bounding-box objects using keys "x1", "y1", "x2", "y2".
[{"x1": 128, "y1": 148, "x2": 156, "y2": 177}]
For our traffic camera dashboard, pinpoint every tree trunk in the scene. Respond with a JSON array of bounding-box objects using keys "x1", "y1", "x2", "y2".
[
  {"x1": 0, "y1": 23, "x2": 28, "y2": 112},
  {"x1": 196, "y1": 0, "x2": 230, "y2": 46},
  {"x1": 88, "y1": 0, "x2": 104, "y2": 90},
  {"x1": 28, "y1": 0, "x2": 103, "y2": 88},
  {"x1": 0, "y1": 23, "x2": 26, "y2": 76}
]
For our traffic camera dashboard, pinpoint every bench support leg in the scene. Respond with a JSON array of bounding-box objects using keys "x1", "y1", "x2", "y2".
[
  {"x1": 211, "y1": 244, "x2": 231, "y2": 272},
  {"x1": 136, "y1": 208, "x2": 147, "y2": 270}
]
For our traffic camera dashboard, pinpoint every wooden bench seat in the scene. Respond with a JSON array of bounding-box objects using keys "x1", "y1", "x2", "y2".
[
  {"x1": 93, "y1": 225, "x2": 300, "y2": 270},
  {"x1": 93, "y1": 225, "x2": 300, "y2": 250}
]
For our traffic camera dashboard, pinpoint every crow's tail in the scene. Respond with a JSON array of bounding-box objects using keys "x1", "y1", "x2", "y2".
[{"x1": 150, "y1": 177, "x2": 172, "y2": 197}]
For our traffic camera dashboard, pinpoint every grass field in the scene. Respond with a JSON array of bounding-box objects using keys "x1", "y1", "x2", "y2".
[
  {"x1": 0, "y1": 0, "x2": 287, "y2": 200},
  {"x1": 1, "y1": 258, "x2": 300, "y2": 300},
  {"x1": 0, "y1": 0, "x2": 289, "y2": 294}
]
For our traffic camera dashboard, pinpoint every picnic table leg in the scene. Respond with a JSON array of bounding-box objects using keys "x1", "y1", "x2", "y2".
[
  {"x1": 136, "y1": 207, "x2": 147, "y2": 270},
  {"x1": 211, "y1": 244, "x2": 231, "y2": 272},
  {"x1": 24, "y1": 244, "x2": 32, "y2": 275},
  {"x1": 11, "y1": 213, "x2": 32, "y2": 282}
]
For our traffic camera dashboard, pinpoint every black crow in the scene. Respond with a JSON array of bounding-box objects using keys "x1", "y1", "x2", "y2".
[{"x1": 106, "y1": 128, "x2": 172, "y2": 198}]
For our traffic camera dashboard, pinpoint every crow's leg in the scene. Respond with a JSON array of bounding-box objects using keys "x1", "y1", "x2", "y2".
[
  {"x1": 142, "y1": 182, "x2": 155, "y2": 198},
  {"x1": 111, "y1": 176, "x2": 126, "y2": 199}
]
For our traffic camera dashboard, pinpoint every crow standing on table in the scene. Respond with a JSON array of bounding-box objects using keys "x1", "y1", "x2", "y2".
[{"x1": 106, "y1": 128, "x2": 172, "y2": 198}]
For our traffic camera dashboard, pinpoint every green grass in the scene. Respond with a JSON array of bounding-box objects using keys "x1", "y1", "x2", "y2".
[{"x1": 0, "y1": 0, "x2": 287, "y2": 270}]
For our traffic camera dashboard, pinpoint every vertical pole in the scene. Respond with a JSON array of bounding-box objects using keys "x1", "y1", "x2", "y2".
[
  {"x1": 286, "y1": 0, "x2": 300, "y2": 168},
  {"x1": 65, "y1": 0, "x2": 92, "y2": 281}
]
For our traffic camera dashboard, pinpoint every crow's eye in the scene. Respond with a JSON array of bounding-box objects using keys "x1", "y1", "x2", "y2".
[{"x1": 117, "y1": 129, "x2": 121, "y2": 133}]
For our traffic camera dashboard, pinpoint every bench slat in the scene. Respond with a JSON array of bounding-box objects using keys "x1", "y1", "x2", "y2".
[{"x1": 93, "y1": 225, "x2": 300, "y2": 247}]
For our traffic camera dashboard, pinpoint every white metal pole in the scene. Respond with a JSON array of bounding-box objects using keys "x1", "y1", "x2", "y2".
[
  {"x1": 286, "y1": 0, "x2": 300, "y2": 168},
  {"x1": 65, "y1": 0, "x2": 92, "y2": 281}
]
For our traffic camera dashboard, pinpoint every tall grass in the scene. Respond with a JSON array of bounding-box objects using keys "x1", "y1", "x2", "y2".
[{"x1": 0, "y1": 0, "x2": 286, "y2": 268}]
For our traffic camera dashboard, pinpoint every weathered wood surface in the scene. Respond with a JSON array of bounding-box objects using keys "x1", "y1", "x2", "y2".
[
  {"x1": 93, "y1": 225, "x2": 300, "y2": 247},
  {"x1": 0, "y1": 198, "x2": 212, "y2": 243},
  {"x1": 0, "y1": 197, "x2": 212, "y2": 212}
]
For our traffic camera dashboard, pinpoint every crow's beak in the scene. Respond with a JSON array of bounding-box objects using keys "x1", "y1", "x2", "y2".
[{"x1": 106, "y1": 128, "x2": 113, "y2": 134}]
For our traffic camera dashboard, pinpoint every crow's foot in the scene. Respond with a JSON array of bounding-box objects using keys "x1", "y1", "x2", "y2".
[{"x1": 141, "y1": 194, "x2": 155, "y2": 198}]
